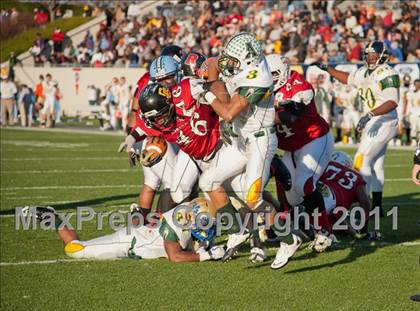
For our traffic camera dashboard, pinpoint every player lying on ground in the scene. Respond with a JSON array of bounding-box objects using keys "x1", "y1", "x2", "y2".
[{"x1": 22, "y1": 198, "x2": 224, "y2": 263}]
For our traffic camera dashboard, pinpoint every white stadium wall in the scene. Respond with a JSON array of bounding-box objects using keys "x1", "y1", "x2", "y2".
[{"x1": 14, "y1": 66, "x2": 146, "y2": 116}]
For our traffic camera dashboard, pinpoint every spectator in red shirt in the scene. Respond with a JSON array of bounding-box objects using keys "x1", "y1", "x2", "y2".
[
  {"x1": 52, "y1": 28, "x2": 65, "y2": 54},
  {"x1": 383, "y1": 9, "x2": 393, "y2": 30},
  {"x1": 33, "y1": 8, "x2": 48, "y2": 26},
  {"x1": 347, "y1": 38, "x2": 362, "y2": 62}
]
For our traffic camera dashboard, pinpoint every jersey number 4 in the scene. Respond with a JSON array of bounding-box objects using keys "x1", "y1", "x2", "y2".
[
  {"x1": 324, "y1": 164, "x2": 358, "y2": 190},
  {"x1": 277, "y1": 124, "x2": 294, "y2": 137}
]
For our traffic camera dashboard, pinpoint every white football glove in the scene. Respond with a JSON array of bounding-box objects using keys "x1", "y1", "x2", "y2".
[
  {"x1": 118, "y1": 134, "x2": 136, "y2": 153},
  {"x1": 118, "y1": 135, "x2": 140, "y2": 167}
]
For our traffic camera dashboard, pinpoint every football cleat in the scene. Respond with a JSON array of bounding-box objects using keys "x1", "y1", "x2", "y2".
[
  {"x1": 249, "y1": 247, "x2": 267, "y2": 263},
  {"x1": 308, "y1": 230, "x2": 338, "y2": 253},
  {"x1": 221, "y1": 232, "x2": 249, "y2": 262},
  {"x1": 22, "y1": 206, "x2": 56, "y2": 221},
  {"x1": 271, "y1": 234, "x2": 302, "y2": 270}
]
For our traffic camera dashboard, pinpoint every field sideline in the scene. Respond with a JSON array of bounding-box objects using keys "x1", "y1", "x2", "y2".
[{"x1": 1, "y1": 128, "x2": 419, "y2": 310}]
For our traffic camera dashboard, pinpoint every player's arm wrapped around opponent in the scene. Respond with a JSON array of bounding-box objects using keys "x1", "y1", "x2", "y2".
[{"x1": 191, "y1": 79, "x2": 238, "y2": 145}]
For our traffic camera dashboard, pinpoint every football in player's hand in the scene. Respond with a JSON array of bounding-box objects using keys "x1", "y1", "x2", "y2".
[{"x1": 144, "y1": 136, "x2": 167, "y2": 158}]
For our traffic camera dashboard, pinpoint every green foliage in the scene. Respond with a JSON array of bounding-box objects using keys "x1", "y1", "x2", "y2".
[
  {"x1": 0, "y1": 16, "x2": 92, "y2": 62},
  {"x1": 0, "y1": 1, "x2": 84, "y2": 16}
]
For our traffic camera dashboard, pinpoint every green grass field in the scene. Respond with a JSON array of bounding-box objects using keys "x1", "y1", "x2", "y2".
[{"x1": 1, "y1": 128, "x2": 419, "y2": 310}]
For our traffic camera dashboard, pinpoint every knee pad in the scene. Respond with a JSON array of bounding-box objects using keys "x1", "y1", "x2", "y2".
[
  {"x1": 354, "y1": 154, "x2": 363, "y2": 171},
  {"x1": 64, "y1": 241, "x2": 85, "y2": 258},
  {"x1": 246, "y1": 177, "x2": 262, "y2": 206}
]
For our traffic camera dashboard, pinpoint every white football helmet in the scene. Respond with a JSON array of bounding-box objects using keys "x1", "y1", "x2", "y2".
[
  {"x1": 331, "y1": 151, "x2": 353, "y2": 168},
  {"x1": 266, "y1": 54, "x2": 290, "y2": 91},
  {"x1": 218, "y1": 32, "x2": 263, "y2": 77}
]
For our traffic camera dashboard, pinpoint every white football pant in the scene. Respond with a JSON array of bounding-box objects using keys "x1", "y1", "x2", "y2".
[
  {"x1": 283, "y1": 132, "x2": 334, "y2": 206},
  {"x1": 64, "y1": 226, "x2": 166, "y2": 260},
  {"x1": 354, "y1": 117, "x2": 398, "y2": 193}
]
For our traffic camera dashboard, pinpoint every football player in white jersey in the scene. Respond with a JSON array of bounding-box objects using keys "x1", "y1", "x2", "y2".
[
  {"x1": 23, "y1": 198, "x2": 224, "y2": 262},
  {"x1": 313, "y1": 41, "x2": 400, "y2": 217},
  {"x1": 203, "y1": 32, "x2": 278, "y2": 261}
]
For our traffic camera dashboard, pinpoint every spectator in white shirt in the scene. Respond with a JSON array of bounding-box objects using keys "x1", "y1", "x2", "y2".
[
  {"x1": 1, "y1": 76, "x2": 17, "y2": 127},
  {"x1": 87, "y1": 85, "x2": 98, "y2": 106},
  {"x1": 17, "y1": 84, "x2": 30, "y2": 127},
  {"x1": 41, "y1": 73, "x2": 56, "y2": 127},
  {"x1": 118, "y1": 76, "x2": 131, "y2": 132}
]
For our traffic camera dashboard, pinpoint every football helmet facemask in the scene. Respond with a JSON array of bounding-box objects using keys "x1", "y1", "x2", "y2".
[
  {"x1": 363, "y1": 41, "x2": 389, "y2": 70},
  {"x1": 266, "y1": 54, "x2": 290, "y2": 91},
  {"x1": 218, "y1": 32, "x2": 263, "y2": 77}
]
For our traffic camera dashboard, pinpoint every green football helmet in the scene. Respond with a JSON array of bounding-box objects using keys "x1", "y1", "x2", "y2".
[{"x1": 218, "y1": 32, "x2": 263, "y2": 77}]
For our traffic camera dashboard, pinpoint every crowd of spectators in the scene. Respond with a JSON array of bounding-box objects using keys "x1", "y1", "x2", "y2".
[
  {"x1": 0, "y1": 71, "x2": 62, "y2": 128},
  {"x1": 26, "y1": 0, "x2": 419, "y2": 68}
]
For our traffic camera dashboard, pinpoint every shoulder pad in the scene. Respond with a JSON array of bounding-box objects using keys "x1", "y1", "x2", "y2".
[{"x1": 232, "y1": 59, "x2": 273, "y2": 91}]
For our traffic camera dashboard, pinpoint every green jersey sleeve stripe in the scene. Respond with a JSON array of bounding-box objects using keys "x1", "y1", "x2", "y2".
[
  {"x1": 159, "y1": 218, "x2": 179, "y2": 242},
  {"x1": 237, "y1": 86, "x2": 271, "y2": 105},
  {"x1": 379, "y1": 75, "x2": 400, "y2": 90}
]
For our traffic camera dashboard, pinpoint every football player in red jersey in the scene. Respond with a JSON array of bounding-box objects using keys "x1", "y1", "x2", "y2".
[
  {"x1": 119, "y1": 55, "x2": 183, "y2": 219},
  {"x1": 318, "y1": 152, "x2": 371, "y2": 237},
  {"x1": 132, "y1": 82, "x2": 248, "y2": 235},
  {"x1": 266, "y1": 54, "x2": 334, "y2": 245}
]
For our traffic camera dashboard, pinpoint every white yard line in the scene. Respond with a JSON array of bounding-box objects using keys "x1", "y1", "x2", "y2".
[
  {"x1": 2, "y1": 169, "x2": 134, "y2": 174},
  {"x1": 0, "y1": 164, "x2": 412, "y2": 176},
  {"x1": 0, "y1": 207, "x2": 129, "y2": 218},
  {"x1": 0, "y1": 178, "x2": 412, "y2": 192},
  {"x1": 0, "y1": 258, "x2": 120, "y2": 266},
  {"x1": 0, "y1": 184, "x2": 139, "y2": 191},
  {"x1": 1, "y1": 157, "x2": 123, "y2": 161}
]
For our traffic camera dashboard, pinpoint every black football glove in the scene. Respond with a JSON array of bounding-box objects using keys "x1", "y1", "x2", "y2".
[
  {"x1": 356, "y1": 112, "x2": 374, "y2": 132},
  {"x1": 277, "y1": 100, "x2": 305, "y2": 123},
  {"x1": 310, "y1": 62, "x2": 329, "y2": 71}
]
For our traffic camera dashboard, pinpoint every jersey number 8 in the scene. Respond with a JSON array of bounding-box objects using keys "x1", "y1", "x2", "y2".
[{"x1": 246, "y1": 70, "x2": 258, "y2": 79}]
